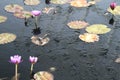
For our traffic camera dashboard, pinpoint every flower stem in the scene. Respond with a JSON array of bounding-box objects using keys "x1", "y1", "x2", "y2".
[
  {"x1": 35, "y1": 17, "x2": 38, "y2": 28},
  {"x1": 15, "y1": 64, "x2": 18, "y2": 80},
  {"x1": 30, "y1": 64, "x2": 34, "y2": 74}
]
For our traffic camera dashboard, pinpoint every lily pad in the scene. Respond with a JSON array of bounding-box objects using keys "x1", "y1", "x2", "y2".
[
  {"x1": 0, "y1": 33, "x2": 16, "y2": 44},
  {"x1": 34, "y1": 71, "x2": 54, "y2": 80},
  {"x1": 79, "y1": 33, "x2": 99, "y2": 43},
  {"x1": 14, "y1": 11, "x2": 32, "y2": 19},
  {"x1": 24, "y1": 0, "x2": 40, "y2": 5},
  {"x1": 4, "y1": 4, "x2": 24, "y2": 13},
  {"x1": 70, "y1": 0, "x2": 89, "y2": 8},
  {"x1": 51, "y1": 0, "x2": 71, "y2": 4},
  {"x1": 0, "y1": 16, "x2": 7, "y2": 23},
  {"x1": 31, "y1": 34, "x2": 50, "y2": 46},
  {"x1": 107, "y1": 6, "x2": 120, "y2": 15},
  {"x1": 67, "y1": 20, "x2": 89, "y2": 29},
  {"x1": 85, "y1": 24, "x2": 111, "y2": 34}
]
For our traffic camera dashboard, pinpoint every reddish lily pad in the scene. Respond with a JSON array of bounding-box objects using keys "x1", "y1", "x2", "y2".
[
  {"x1": 34, "y1": 71, "x2": 54, "y2": 80},
  {"x1": 70, "y1": 0, "x2": 89, "y2": 8},
  {"x1": 24, "y1": 0, "x2": 40, "y2": 5},
  {"x1": 0, "y1": 16, "x2": 7, "y2": 23},
  {"x1": 31, "y1": 34, "x2": 50, "y2": 46},
  {"x1": 79, "y1": 33, "x2": 99, "y2": 43},
  {"x1": 14, "y1": 11, "x2": 32, "y2": 19},
  {"x1": 0, "y1": 33, "x2": 16, "y2": 44},
  {"x1": 85, "y1": 24, "x2": 111, "y2": 34},
  {"x1": 51, "y1": 0, "x2": 71, "y2": 4},
  {"x1": 67, "y1": 20, "x2": 89, "y2": 29},
  {"x1": 4, "y1": 4, "x2": 24, "y2": 13}
]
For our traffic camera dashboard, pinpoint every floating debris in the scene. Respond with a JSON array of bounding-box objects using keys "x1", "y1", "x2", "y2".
[
  {"x1": 67, "y1": 20, "x2": 89, "y2": 29},
  {"x1": 31, "y1": 34, "x2": 50, "y2": 46},
  {"x1": 42, "y1": 7, "x2": 55, "y2": 14},
  {"x1": 115, "y1": 57, "x2": 120, "y2": 63},
  {"x1": 14, "y1": 11, "x2": 32, "y2": 19},
  {"x1": 0, "y1": 16, "x2": 7, "y2": 23},
  {"x1": 4, "y1": 4, "x2": 24, "y2": 13},
  {"x1": 34, "y1": 71, "x2": 54, "y2": 80},
  {"x1": 85, "y1": 24, "x2": 111, "y2": 34},
  {"x1": 0, "y1": 33, "x2": 16, "y2": 44},
  {"x1": 24, "y1": 0, "x2": 40, "y2": 5},
  {"x1": 49, "y1": 67, "x2": 56, "y2": 72},
  {"x1": 70, "y1": 0, "x2": 89, "y2": 8},
  {"x1": 79, "y1": 33, "x2": 99, "y2": 43}
]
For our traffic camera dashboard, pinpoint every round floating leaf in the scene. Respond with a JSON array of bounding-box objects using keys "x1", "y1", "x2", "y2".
[
  {"x1": 34, "y1": 71, "x2": 54, "y2": 80},
  {"x1": 51, "y1": 0, "x2": 71, "y2": 4},
  {"x1": 0, "y1": 16, "x2": 7, "y2": 23},
  {"x1": 0, "y1": 33, "x2": 16, "y2": 44},
  {"x1": 4, "y1": 4, "x2": 24, "y2": 13},
  {"x1": 70, "y1": 0, "x2": 89, "y2": 8},
  {"x1": 115, "y1": 58, "x2": 120, "y2": 63},
  {"x1": 107, "y1": 6, "x2": 120, "y2": 15},
  {"x1": 79, "y1": 33, "x2": 99, "y2": 43},
  {"x1": 14, "y1": 11, "x2": 32, "y2": 19},
  {"x1": 31, "y1": 34, "x2": 50, "y2": 46},
  {"x1": 24, "y1": 0, "x2": 40, "y2": 5},
  {"x1": 85, "y1": 24, "x2": 111, "y2": 34},
  {"x1": 67, "y1": 20, "x2": 89, "y2": 29}
]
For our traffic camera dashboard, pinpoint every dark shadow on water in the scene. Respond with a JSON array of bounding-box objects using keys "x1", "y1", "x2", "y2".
[{"x1": 109, "y1": 17, "x2": 114, "y2": 25}]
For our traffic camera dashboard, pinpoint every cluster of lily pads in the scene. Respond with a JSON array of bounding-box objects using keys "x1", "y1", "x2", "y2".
[
  {"x1": 0, "y1": 1, "x2": 118, "y2": 44},
  {"x1": 0, "y1": 0, "x2": 119, "y2": 79},
  {"x1": 67, "y1": 1, "x2": 120, "y2": 43},
  {"x1": 67, "y1": 21, "x2": 111, "y2": 42}
]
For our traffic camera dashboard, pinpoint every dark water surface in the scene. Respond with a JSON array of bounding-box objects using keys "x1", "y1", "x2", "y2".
[{"x1": 0, "y1": 0, "x2": 120, "y2": 80}]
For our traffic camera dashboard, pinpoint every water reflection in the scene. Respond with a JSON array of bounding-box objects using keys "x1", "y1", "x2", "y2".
[
  {"x1": 32, "y1": 27, "x2": 41, "y2": 35},
  {"x1": 45, "y1": 0, "x2": 51, "y2": 4}
]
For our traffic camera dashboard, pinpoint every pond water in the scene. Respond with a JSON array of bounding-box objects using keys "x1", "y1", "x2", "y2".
[{"x1": 0, "y1": 0, "x2": 120, "y2": 80}]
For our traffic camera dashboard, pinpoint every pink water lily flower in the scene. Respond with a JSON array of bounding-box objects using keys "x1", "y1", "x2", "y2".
[
  {"x1": 10, "y1": 55, "x2": 22, "y2": 64},
  {"x1": 31, "y1": 10, "x2": 42, "y2": 16},
  {"x1": 110, "y1": 2, "x2": 116, "y2": 10},
  {"x1": 29, "y1": 56, "x2": 38, "y2": 64}
]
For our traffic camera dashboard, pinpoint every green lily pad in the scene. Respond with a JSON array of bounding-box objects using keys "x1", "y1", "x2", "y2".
[
  {"x1": 67, "y1": 20, "x2": 89, "y2": 29},
  {"x1": 107, "y1": 6, "x2": 120, "y2": 15},
  {"x1": 34, "y1": 71, "x2": 54, "y2": 80},
  {"x1": 51, "y1": 0, "x2": 70, "y2": 4},
  {"x1": 0, "y1": 33, "x2": 16, "y2": 44},
  {"x1": 0, "y1": 16, "x2": 7, "y2": 23},
  {"x1": 85, "y1": 24, "x2": 111, "y2": 34}
]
